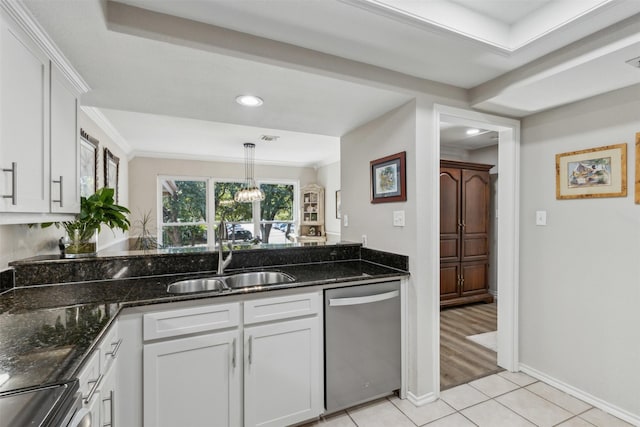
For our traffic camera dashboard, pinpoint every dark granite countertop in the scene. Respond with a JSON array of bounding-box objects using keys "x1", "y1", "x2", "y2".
[{"x1": 0, "y1": 259, "x2": 408, "y2": 395}]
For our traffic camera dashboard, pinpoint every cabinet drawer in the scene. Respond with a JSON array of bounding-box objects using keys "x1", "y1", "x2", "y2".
[
  {"x1": 78, "y1": 349, "x2": 101, "y2": 399},
  {"x1": 144, "y1": 302, "x2": 240, "y2": 341},
  {"x1": 244, "y1": 292, "x2": 320, "y2": 325},
  {"x1": 99, "y1": 321, "x2": 121, "y2": 373}
]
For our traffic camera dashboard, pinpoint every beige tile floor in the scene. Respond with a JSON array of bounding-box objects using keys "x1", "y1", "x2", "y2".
[{"x1": 304, "y1": 372, "x2": 634, "y2": 427}]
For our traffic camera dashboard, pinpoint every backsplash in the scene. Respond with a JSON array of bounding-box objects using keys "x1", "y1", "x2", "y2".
[
  {"x1": 361, "y1": 247, "x2": 409, "y2": 271},
  {"x1": 9, "y1": 243, "x2": 374, "y2": 287}
]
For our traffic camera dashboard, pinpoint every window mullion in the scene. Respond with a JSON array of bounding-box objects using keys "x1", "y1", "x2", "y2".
[{"x1": 209, "y1": 178, "x2": 216, "y2": 247}]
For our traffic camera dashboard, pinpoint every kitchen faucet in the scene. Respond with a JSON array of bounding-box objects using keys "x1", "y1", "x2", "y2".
[{"x1": 217, "y1": 221, "x2": 233, "y2": 275}]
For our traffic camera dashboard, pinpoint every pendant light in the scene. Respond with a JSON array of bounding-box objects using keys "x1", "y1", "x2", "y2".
[{"x1": 234, "y1": 142, "x2": 265, "y2": 203}]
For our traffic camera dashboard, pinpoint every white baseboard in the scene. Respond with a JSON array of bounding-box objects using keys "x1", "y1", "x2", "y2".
[
  {"x1": 519, "y1": 364, "x2": 640, "y2": 426},
  {"x1": 406, "y1": 391, "x2": 437, "y2": 407}
]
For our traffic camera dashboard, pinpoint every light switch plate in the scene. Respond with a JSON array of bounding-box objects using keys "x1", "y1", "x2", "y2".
[
  {"x1": 343, "y1": 214, "x2": 349, "y2": 227},
  {"x1": 393, "y1": 210, "x2": 405, "y2": 227},
  {"x1": 535, "y1": 210, "x2": 547, "y2": 226}
]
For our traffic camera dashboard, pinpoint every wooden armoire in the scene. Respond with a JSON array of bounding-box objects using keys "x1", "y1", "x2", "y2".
[{"x1": 440, "y1": 160, "x2": 494, "y2": 308}]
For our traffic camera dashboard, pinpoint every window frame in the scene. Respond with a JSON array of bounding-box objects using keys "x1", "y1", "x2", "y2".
[
  {"x1": 157, "y1": 175, "x2": 298, "y2": 247},
  {"x1": 157, "y1": 175, "x2": 211, "y2": 248}
]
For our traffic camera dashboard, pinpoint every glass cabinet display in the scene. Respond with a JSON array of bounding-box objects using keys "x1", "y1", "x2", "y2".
[{"x1": 299, "y1": 184, "x2": 326, "y2": 243}]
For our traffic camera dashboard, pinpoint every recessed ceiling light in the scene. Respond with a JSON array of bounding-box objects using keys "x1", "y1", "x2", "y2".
[
  {"x1": 466, "y1": 128, "x2": 480, "y2": 135},
  {"x1": 235, "y1": 95, "x2": 263, "y2": 107}
]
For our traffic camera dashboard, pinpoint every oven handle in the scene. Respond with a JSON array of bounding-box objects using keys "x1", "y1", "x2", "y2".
[{"x1": 328, "y1": 290, "x2": 399, "y2": 307}]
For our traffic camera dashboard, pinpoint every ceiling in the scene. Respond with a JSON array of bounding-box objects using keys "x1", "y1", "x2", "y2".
[{"x1": 21, "y1": 0, "x2": 640, "y2": 165}]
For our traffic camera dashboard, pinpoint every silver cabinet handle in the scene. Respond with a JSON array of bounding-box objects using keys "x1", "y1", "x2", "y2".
[
  {"x1": 2, "y1": 162, "x2": 17, "y2": 205},
  {"x1": 52, "y1": 175, "x2": 63, "y2": 207},
  {"x1": 84, "y1": 373, "x2": 103, "y2": 404},
  {"x1": 248, "y1": 336, "x2": 252, "y2": 365},
  {"x1": 232, "y1": 338, "x2": 236, "y2": 368},
  {"x1": 105, "y1": 339, "x2": 123, "y2": 359},
  {"x1": 102, "y1": 389, "x2": 114, "y2": 427},
  {"x1": 329, "y1": 290, "x2": 399, "y2": 307}
]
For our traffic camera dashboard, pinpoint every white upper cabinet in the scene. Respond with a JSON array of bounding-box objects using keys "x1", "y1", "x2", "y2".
[
  {"x1": 0, "y1": 6, "x2": 85, "y2": 222},
  {"x1": 50, "y1": 64, "x2": 79, "y2": 213},
  {"x1": 0, "y1": 11, "x2": 50, "y2": 213}
]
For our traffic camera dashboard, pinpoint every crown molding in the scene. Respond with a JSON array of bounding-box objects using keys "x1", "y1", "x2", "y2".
[
  {"x1": 81, "y1": 106, "x2": 133, "y2": 156},
  {"x1": 0, "y1": 0, "x2": 90, "y2": 94}
]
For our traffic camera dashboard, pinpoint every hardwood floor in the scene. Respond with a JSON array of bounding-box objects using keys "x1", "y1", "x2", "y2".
[{"x1": 440, "y1": 302, "x2": 500, "y2": 390}]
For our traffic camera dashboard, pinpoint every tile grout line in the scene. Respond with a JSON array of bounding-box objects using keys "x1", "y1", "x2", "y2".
[
  {"x1": 452, "y1": 380, "x2": 537, "y2": 425},
  {"x1": 385, "y1": 396, "x2": 420, "y2": 427}
]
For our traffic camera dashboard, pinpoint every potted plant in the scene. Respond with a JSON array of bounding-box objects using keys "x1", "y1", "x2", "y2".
[{"x1": 43, "y1": 187, "x2": 131, "y2": 257}]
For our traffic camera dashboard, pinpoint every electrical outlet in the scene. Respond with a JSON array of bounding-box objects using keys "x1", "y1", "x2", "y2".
[{"x1": 361, "y1": 235, "x2": 367, "y2": 246}]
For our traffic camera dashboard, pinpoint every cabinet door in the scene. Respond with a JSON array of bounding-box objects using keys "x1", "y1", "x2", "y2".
[
  {"x1": 85, "y1": 389, "x2": 102, "y2": 427},
  {"x1": 143, "y1": 330, "x2": 241, "y2": 427},
  {"x1": 101, "y1": 360, "x2": 117, "y2": 427},
  {"x1": 461, "y1": 169, "x2": 490, "y2": 262},
  {"x1": 460, "y1": 261, "x2": 489, "y2": 296},
  {"x1": 50, "y1": 65, "x2": 79, "y2": 213},
  {"x1": 440, "y1": 168, "x2": 461, "y2": 262},
  {"x1": 440, "y1": 262, "x2": 461, "y2": 300},
  {"x1": 0, "y1": 13, "x2": 50, "y2": 212},
  {"x1": 244, "y1": 317, "x2": 321, "y2": 427}
]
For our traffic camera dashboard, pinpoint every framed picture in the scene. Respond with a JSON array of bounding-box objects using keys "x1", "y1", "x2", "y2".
[
  {"x1": 370, "y1": 151, "x2": 406, "y2": 203},
  {"x1": 556, "y1": 143, "x2": 627, "y2": 200},
  {"x1": 636, "y1": 132, "x2": 640, "y2": 205},
  {"x1": 79, "y1": 129, "x2": 99, "y2": 197},
  {"x1": 104, "y1": 148, "x2": 120, "y2": 202},
  {"x1": 335, "y1": 190, "x2": 341, "y2": 219}
]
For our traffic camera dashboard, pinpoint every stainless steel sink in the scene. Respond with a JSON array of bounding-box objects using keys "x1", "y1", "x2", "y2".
[
  {"x1": 167, "y1": 278, "x2": 228, "y2": 294},
  {"x1": 223, "y1": 271, "x2": 295, "y2": 289},
  {"x1": 167, "y1": 271, "x2": 295, "y2": 293}
]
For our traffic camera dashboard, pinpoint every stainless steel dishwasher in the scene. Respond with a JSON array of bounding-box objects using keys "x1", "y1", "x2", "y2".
[{"x1": 324, "y1": 280, "x2": 401, "y2": 413}]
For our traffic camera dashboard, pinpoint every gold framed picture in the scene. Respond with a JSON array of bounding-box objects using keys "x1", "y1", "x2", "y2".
[{"x1": 556, "y1": 143, "x2": 627, "y2": 200}]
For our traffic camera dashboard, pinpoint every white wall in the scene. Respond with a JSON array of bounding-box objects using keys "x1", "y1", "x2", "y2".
[
  {"x1": 128, "y1": 157, "x2": 317, "y2": 238},
  {"x1": 520, "y1": 84, "x2": 640, "y2": 421},
  {"x1": 0, "y1": 111, "x2": 130, "y2": 269},
  {"x1": 316, "y1": 161, "x2": 341, "y2": 239},
  {"x1": 78, "y1": 110, "x2": 130, "y2": 251},
  {"x1": 341, "y1": 98, "x2": 440, "y2": 400}
]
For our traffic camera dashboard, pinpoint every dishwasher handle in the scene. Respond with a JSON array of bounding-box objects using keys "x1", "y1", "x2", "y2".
[{"x1": 328, "y1": 290, "x2": 399, "y2": 307}]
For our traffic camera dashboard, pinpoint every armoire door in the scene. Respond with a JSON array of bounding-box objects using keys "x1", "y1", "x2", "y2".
[
  {"x1": 440, "y1": 167, "x2": 461, "y2": 263},
  {"x1": 440, "y1": 262, "x2": 461, "y2": 300},
  {"x1": 461, "y1": 169, "x2": 490, "y2": 262}
]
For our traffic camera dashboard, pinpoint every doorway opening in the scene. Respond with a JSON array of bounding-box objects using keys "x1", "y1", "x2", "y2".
[
  {"x1": 439, "y1": 122, "x2": 500, "y2": 389},
  {"x1": 433, "y1": 105, "x2": 520, "y2": 394}
]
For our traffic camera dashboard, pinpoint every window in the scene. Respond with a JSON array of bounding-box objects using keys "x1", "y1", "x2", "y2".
[
  {"x1": 160, "y1": 178, "x2": 208, "y2": 248},
  {"x1": 158, "y1": 177, "x2": 297, "y2": 248},
  {"x1": 259, "y1": 183, "x2": 295, "y2": 243},
  {"x1": 214, "y1": 181, "x2": 255, "y2": 243}
]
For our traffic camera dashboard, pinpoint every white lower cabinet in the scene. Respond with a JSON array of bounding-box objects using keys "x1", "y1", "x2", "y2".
[
  {"x1": 78, "y1": 350, "x2": 101, "y2": 426},
  {"x1": 244, "y1": 317, "x2": 321, "y2": 427},
  {"x1": 139, "y1": 291, "x2": 323, "y2": 427},
  {"x1": 143, "y1": 330, "x2": 241, "y2": 427},
  {"x1": 77, "y1": 319, "x2": 121, "y2": 427},
  {"x1": 100, "y1": 359, "x2": 117, "y2": 427}
]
